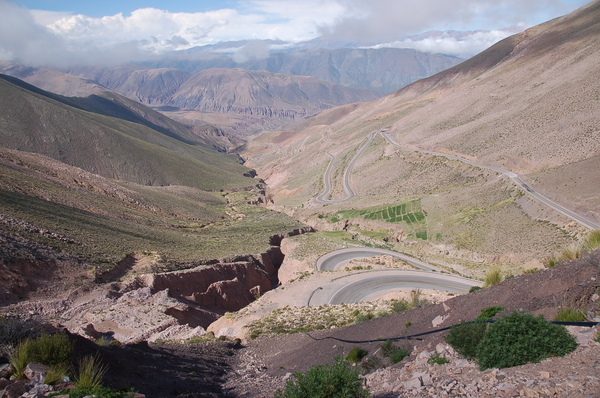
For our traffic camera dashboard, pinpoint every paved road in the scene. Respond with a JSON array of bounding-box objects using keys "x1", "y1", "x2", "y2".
[
  {"x1": 308, "y1": 269, "x2": 481, "y2": 305},
  {"x1": 315, "y1": 131, "x2": 376, "y2": 203},
  {"x1": 316, "y1": 247, "x2": 440, "y2": 272},
  {"x1": 380, "y1": 131, "x2": 599, "y2": 230},
  {"x1": 307, "y1": 128, "x2": 597, "y2": 305}
]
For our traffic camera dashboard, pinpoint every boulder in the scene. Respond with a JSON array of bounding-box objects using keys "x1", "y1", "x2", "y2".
[
  {"x1": 23, "y1": 363, "x2": 50, "y2": 384},
  {"x1": 2, "y1": 380, "x2": 29, "y2": 398}
]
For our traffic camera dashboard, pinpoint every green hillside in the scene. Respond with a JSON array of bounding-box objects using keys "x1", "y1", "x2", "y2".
[{"x1": 0, "y1": 74, "x2": 253, "y2": 191}]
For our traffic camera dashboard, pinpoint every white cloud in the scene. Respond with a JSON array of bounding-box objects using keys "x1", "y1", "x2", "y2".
[
  {"x1": 0, "y1": 0, "x2": 588, "y2": 68},
  {"x1": 370, "y1": 28, "x2": 522, "y2": 58},
  {"x1": 319, "y1": 0, "x2": 588, "y2": 42}
]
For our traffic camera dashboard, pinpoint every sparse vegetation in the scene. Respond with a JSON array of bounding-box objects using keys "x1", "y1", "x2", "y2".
[
  {"x1": 544, "y1": 230, "x2": 600, "y2": 268},
  {"x1": 380, "y1": 340, "x2": 409, "y2": 364},
  {"x1": 9, "y1": 333, "x2": 74, "y2": 380},
  {"x1": 483, "y1": 266, "x2": 503, "y2": 287},
  {"x1": 428, "y1": 352, "x2": 449, "y2": 365},
  {"x1": 274, "y1": 357, "x2": 370, "y2": 398},
  {"x1": 75, "y1": 354, "x2": 108, "y2": 390},
  {"x1": 554, "y1": 307, "x2": 586, "y2": 322},
  {"x1": 346, "y1": 347, "x2": 368, "y2": 363}
]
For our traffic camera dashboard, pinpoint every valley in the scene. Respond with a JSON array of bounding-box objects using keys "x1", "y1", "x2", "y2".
[{"x1": 0, "y1": 0, "x2": 600, "y2": 397}]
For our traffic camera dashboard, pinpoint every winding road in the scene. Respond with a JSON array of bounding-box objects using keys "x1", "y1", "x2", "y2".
[
  {"x1": 380, "y1": 131, "x2": 600, "y2": 230},
  {"x1": 316, "y1": 131, "x2": 376, "y2": 203},
  {"x1": 308, "y1": 269, "x2": 481, "y2": 305},
  {"x1": 316, "y1": 247, "x2": 440, "y2": 272},
  {"x1": 306, "y1": 128, "x2": 598, "y2": 305}
]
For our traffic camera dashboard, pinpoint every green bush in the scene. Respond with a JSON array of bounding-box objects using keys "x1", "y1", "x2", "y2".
[
  {"x1": 469, "y1": 286, "x2": 482, "y2": 293},
  {"x1": 380, "y1": 340, "x2": 408, "y2": 364},
  {"x1": 274, "y1": 357, "x2": 370, "y2": 398},
  {"x1": 477, "y1": 306, "x2": 505, "y2": 320},
  {"x1": 427, "y1": 352, "x2": 449, "y2": 365},
  {"x1": 553, "y1": 308, "x2": 586, "y2": 322},
  {"x1": 388, "y1": 349, "x2": 409, "y2": 364},
  {"x1": 445, "y1": 321, "x2": 488, "y2": 359},
  {"x1": 346, "y1": 347, "x2": 368, "y2": 363},
  {"x1": 476, "y1": 312, "x2": 577, "y2": 370},
  {"x1": 9, "y1": 333, "x2": 74, "y2": 379}
]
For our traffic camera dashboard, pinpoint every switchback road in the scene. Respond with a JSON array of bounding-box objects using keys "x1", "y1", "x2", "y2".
[{"x1": 308, "y1": 269, "x2": 482, "y2": 305}]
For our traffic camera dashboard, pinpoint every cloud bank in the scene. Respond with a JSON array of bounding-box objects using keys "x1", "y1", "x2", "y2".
[{"x1": 0, "y1": 0, "x2": 588, "y2": 68}]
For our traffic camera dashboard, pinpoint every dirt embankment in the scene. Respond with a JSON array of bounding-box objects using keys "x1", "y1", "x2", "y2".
[{"x1": 1, "y1": 226, "x2": 315, "y2": 343}]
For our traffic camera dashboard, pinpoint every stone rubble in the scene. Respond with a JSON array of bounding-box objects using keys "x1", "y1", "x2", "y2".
[
  {"x1": 365, "y1": 326, "x2": 600, "y2": 398},
  {"x1": 0, "y1": 362, "x2": 147, "y2": 398}
]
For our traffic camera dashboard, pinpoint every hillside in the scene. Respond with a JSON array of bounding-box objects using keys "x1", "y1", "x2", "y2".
[
  {"x1": 241, "y1": 0, "x2": 600, "y2": 276},
  {"x1": 0, "y1": 73, "x2": 308, "y2": 306},
  {"x1": 0, "y1": 74, "x2": 251, "y2": 189}
]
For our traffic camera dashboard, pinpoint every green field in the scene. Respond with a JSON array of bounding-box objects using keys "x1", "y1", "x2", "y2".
[{"x1": 334, "y1": 200, "x2": 428, "y2": 240}]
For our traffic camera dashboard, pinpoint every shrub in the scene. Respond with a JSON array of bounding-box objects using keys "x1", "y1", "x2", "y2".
[
  {"x1": 389, "y1": 299, "x2": 411, "y2": 313},
  {"x1": 388, "y1": 349, "x2": 409, "y2": 364},
  {"x1": 445, "y1": 321, "x2": 488, "y2": 359},
  {"x1": 427, "y1": 352, "x2": 449, "y2": 365},
  {"x1": 476, "y1": 312, "x2": 577, "y2": 370},
  {"x1": 360, "y1": 356, "x2": 382, "y2": 374},
  {"x1": 274, "y1": 357, "x2": 370, "y2": 398},
  {"x1": 75, "y1": 354, "x2": 108, "y2": 389},
  {"x1": 9, "y1": 333, "x2": 74, "y2": 380},
  {"x1": 477, "y1": 306, "x2": 505, "y2": 320},
  {"x1": 554, "y1": 308, "x2": 586, "y2": 322},
  {"x1": 483, "y1": 267, "x2": 503, "y2": 287},
  {"x1": 584, "y1": 230, "x2": 600, "y2": 252},
  {"x1": 559, "y1": 244, "x2": 582, "y2": 262},
  {"x1": 26, "y1": 333, "x2": 74, "y2": 368},
  {"x1": 380, "y1": 340, "x2": 409, "y2": 364},
  {"x1": 0, "y1": 316, "x2": 40, "y2": 357},
  {"x1": 469, "y1": 286, "x2": 482, "y2": 293},
  {"x1": 346, "y1": 347, "x2": 368, "y2": 363}
]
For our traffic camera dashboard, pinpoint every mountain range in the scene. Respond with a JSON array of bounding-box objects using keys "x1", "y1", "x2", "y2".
[{"x1": 0, "y1": 2, "x2": 599, "y2": 396}]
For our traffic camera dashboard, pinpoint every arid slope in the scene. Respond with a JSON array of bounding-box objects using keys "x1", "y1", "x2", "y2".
[{"x1": 242, "y1": 0, "x2": 600, "y2": 270}]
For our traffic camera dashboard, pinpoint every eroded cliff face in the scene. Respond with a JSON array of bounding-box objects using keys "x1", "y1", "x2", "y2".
[
  {"x1": 143, "y1": 261, "x2": 272, "y2": 312},
  {"x1": 0, "y1": 227, "x2": 315, "y2": 342}
]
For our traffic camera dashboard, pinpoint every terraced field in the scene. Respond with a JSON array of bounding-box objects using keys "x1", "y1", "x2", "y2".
[{"x1": 334, "y1": 200, "x2": 428, "y2": 240}]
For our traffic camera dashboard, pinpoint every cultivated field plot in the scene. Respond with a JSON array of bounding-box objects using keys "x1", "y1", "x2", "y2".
[{"x1": 334, "y1": 200, "x2": 428, "y2": 240}]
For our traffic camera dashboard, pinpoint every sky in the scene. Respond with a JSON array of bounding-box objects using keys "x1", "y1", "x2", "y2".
[{"x1": 0, "y1": 0, "x2": 590, "y2": 68}]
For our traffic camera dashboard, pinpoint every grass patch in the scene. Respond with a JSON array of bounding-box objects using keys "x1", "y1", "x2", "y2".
[
  {"x1": 9, "y1": 333, "x2": 74, "y2": 380},
  {"x1": 483, "y1": 266, "x2": 503, "y2": 287},
  {"x1": 346, "y1": 347, "x2": 368, "y2": 363},
  {"x1": 75, "y1": 354, "x2": 108, "y2": 390},
  {"x1": 428, "y1": 352, "x2": 449, "y2": 365},
  {"x1": 554, "y1": 308, "x2": 586, "y2": 322},
  {"x1": 380, "y1": 340, "x2": 409, "y2": 364}
]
